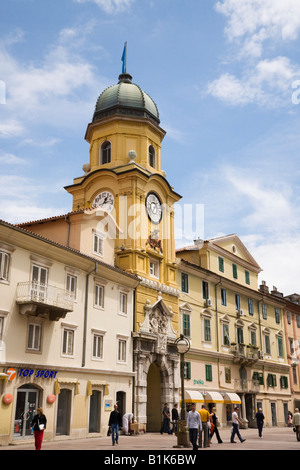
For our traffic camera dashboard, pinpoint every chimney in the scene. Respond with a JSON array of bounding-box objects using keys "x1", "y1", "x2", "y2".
[
  {"x1": 271, "y1": 286, "x2": 283, "y2": 298},
  {"x1": 259, "y1": 280, "x2": 269, "y2": 294}
]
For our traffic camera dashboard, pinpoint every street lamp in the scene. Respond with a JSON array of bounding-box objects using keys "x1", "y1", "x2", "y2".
[{"x1": 174, "y1": 334, "x2": 190, "y2": 448}]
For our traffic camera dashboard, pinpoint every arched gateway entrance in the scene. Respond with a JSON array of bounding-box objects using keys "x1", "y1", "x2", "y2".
[{"x1": 133, "y1": 298, "x2": 180, "y2": 431}]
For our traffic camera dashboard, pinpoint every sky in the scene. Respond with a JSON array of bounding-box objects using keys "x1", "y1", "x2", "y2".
[{"x1": 1, "y1": 0, "x2": 300, "y2": 295}]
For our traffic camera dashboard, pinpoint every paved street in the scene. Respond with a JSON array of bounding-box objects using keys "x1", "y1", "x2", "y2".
[{"x1": 0, "y1": 426, "x2": 299, "y2": 451}]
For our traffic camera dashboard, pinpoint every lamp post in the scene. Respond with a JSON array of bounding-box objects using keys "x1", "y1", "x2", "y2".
[{"x1": 174, "y1": 334, "x2": 190, "y2": 448}]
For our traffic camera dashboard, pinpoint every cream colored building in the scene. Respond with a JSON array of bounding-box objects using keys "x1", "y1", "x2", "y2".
[
  {"x1": 177, "y1": 235, "x2": 291, "y2": 428},
  {"x1": 0, "y1": 218, "x2": 138, "y2": 445}
]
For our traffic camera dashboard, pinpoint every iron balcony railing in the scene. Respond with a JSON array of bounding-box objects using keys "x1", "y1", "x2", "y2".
[{"x1": 16, "y1": 281, "x2": 74, "y2": 312}]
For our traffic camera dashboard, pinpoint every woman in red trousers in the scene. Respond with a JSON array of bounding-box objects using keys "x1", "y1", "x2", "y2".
[{"x1": 31, "y1": 407, "x2": 47, "y2": 450}]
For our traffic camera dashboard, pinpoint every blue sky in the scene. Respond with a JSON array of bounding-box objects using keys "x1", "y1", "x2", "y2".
[{"x1": 1, "y1": 0, "x2": 300, "y2": 294}]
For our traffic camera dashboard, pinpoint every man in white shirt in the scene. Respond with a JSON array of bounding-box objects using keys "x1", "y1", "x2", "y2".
[
  {"x1": 292, "y1": 408, "x2": 300, "y2": 441},
  {"x1": 122, "y1": 412, "x2": 133, "y2": 435},
  {"x1": 231, "y1": 406, "x2": 246, "y2": 443},
  {"x1": 186, "y1": 403, "x2": 202, "y2": 451}
]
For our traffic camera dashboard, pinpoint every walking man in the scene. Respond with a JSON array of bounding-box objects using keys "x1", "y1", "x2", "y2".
[
  {"x1": 231, "y1": 406, "x2": 246, "y2": 443},
  {"x1": 160, "y1": 403, "x2": 172, "y2": 434},
  {"x1": 255, "y1": 408, "x2": 265, "y2": 438},
  {"x1": 292, "y1": 407, "x2": 300, "y2": 441},
  {"x1": 187, "y1": 403, "x2": 202, "y2": 451},
  {"x1": 108, "y1": 404, "x2": 122, "y2": 446},
  {"x1": 199, "y1": 405, "x2": 211, "y2": 448}
]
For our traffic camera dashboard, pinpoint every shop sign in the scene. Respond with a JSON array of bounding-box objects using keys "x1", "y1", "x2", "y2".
[
  {"x1": 6, "y1": 368, "x2": 58, "y2": 380},
  {"x1": 193, "y1": 379, "x2": 204, "y2": 385}
]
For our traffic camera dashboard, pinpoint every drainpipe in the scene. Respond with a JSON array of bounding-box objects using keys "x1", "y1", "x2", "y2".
[
  {"x1": 65, "y1": 215, "x2": 71, "y2": 248},
  {"x1": 132, "y1": 288, "x2": 136, "y2": 416},
  {"x1": 82, "y1": 263, "x2": 97, "y2": 367},
  {"x1": 215, "y1": 277, "x2": 222, "y2": 353}
]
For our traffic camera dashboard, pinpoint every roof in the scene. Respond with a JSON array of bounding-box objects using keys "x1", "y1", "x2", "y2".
[
  {"x1": 0, "y1": 218, "x2": 139, "y2": 283},
  {"x1": 92, "y1": 73, "x2": 160, "y2": 124}
]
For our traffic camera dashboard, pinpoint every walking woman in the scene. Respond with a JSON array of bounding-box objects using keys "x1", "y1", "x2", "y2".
[
  {"x1": 31, "y1": 407, "x2": 47, "y2": 450},
  {"x1": 210, "y1": 407, "x2": 223, "y2": 443}
]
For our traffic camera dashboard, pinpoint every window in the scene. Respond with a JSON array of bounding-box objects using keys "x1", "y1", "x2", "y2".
[
  {"x1": 100, "y1": 141, "x2": 111, "y2": 164},
  {"x1": 202, "y1": 281, "x2": 209, "y2": 300},
  {"x1": 237, "y1": 325, "x2": 244, "y2": 344},
  {"x1": 250, "y1": 329, "x2": 257, "y2": 346},
  {"x1": 92, "y1": 334, "x2": 103, "y2": 360},
  {"x1": 275, "y1": 308, "x2": 280, "y2": 324},
  {"x1": 232, "y1": 263, "x2": 238, "y2": 279},
  {"x1": 94, "y1": 284, "x2": 104, "y2": 308},
  {"x1": 267, "y1": 374, "x2": 277, "y2": 387},
  {"x1": 221, "y1": 288, "x2": 227, "y2": 306},
  {"x1": 253, "y1": 371, "x2": 264, "y2": 385},
  {"x1": 27, "y1": 323, "x2": 41, "y2": 351},
  {"x1": 184, "y1": 362, "x2": 191, "y2": 379},
  {"x1": 248, "y1": 298, "x2": 254, "y2": 315},
  {"x1": 225, "y1": 367, "x2": 231, "y2": 383},
  {"x1": 262, "y1": 303, "x2": 267, "y2": 320},
  {"x1": 235, "y1": 294, "x2": 240, "y2": 311},
  {"x1": 118, "y1": 338, "x2": 127, "y2": 363},
  {"x1": 205, "y1": 364, "x2": 212, "y2": 382},
  {"x1": 119, "y1": 291, "x2": 127, "y2": 315},
  {"x1": 149, "y1": 260, "x2": 159, "y2": 278},
  {"x1": 93, "y1": 232, "x2": 104, "y2": 257},
  {"x1": 218, "y1": 256, "x2": 224, "y2": 273},
  {"x1": 0, "y1": 251, "x2": 10, "y2": 281},
  {"x1": 287, "y1": 312, "x2": 291, "y2": 324},
  {"x1": 31, "y1": 264, "x2": 48, "y2": 299},
  {"x1": 62, "y1": 328, "x2": 74, "y2": 356},
  {"x1": 149, "y1": 145, "x2": 156, "y2": 168},
  {"x1": 0, "y1": 316, "x2": 4, "y2": 340},
  {"x1": 280, "y1": 376, "x2": 288, "y2": 389},
  {"x1": 66, "y1": 274, "x2": 77, "y2": 300},
  {"x1": 223, "y1": 323, "x2": 230, "y2": 346},
  {"x1": 245, "y1": 270, "x2": 250, "y2": 285},
  {"x1": 181, "y1": 273, "x2": 189, "y2": 293},
  {"x1": 277, "y1": 335, "x2": 284, "y2": 358},
  {"x1": 204, "y1": 318, "x2": 211, "y2": 342},
  {"x1": 264, "y1": 331, "x2": 271, "y2": 355},
  {"x1": 296, "y1": 316, "x2": 300, "y2": 328},
  {"x1": 183, "y1": 313, "x2": 191, "y2": 337}
]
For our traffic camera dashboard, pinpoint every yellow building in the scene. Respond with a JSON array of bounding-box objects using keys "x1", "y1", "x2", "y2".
[
  {"x1": 283, "y1": 294, "x2": 300, "y2": 411},
  {"x1": 177, "y1": 235, "x2": 291, "y2": 427}
]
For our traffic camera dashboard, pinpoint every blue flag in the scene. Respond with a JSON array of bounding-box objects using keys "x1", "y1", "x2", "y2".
[{"x1": 121, "y1": 42, "x2": 127, "y2": 73}]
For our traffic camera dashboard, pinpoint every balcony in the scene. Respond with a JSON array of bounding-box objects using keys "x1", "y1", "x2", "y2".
[
  {"x1": 16, "y1": 282, "x2": 74, "y2": 321},
  {"x1": 234, "y1": 378, "x2": 260, "y2": 393},
  {"x1": 230, "y1": 343, "x2": 260, "y2": 365}
]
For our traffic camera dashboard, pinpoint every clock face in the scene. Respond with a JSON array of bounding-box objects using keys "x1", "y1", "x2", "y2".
[
  {"x1": 92, "y1": 191, "x2": 114, "y2": 212},
  {"x1": 145, "y1": 192, "x2": 162, "y2": 224}
]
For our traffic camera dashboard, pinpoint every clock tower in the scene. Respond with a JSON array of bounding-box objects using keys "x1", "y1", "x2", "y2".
[{"x1": 65, "y1": 71, "x2": 181, "y2": 430}]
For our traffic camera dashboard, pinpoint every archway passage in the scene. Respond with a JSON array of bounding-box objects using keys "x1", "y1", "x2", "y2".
[{"x1": 146, "y1": 363, "x2": 162, "y2": 432}]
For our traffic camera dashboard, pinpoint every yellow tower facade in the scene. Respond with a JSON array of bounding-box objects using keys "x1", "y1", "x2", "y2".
[{"x1": 65, "y1": 72, "x2": 181, "y2": 430}]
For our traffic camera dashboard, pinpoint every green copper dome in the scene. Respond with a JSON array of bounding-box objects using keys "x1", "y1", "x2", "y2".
[{"x1": 92, "y1": 73, "x2": 160, "y2": 124}]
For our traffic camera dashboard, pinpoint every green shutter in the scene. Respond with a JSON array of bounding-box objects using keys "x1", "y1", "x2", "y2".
[
  {"x1": 218, "y1": 256, "x2": 224, "y2": 273},
  {"x1": 232, "y1": 264, "x2": 238, "y2": 279},
  {"x1": 205, "y1": 364, "x2": 212, "y2": 382},
  {"x1": 245, "y1": 270, "x2": 250, "y2": 284}
]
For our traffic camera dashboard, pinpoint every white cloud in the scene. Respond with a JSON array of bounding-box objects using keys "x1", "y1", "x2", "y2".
[
  {"x1": 207, "y1": 57, "x2": 300, "y2": 106},
  {"x1": 0, "y1": 119, "x2": 25, "y2": 138},
  {"x1": 0, "y1": 151, "x2": 27, "y2": 165},
  {"x1": 215, "y1": 0, "x2": 300, "y2": 57},
  {"x1": 74, "y1": 0, "x2": 134, "y2": 14}
]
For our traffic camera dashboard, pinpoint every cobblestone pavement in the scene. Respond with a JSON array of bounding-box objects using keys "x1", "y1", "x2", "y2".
[{"x1": 0, "y1": 426, "x2": 299, "y2": 451}]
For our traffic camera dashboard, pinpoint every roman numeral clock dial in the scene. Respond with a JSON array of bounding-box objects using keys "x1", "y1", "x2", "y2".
[{"x1": 145, "y1": 192, "x2": 162, "y2": 224}]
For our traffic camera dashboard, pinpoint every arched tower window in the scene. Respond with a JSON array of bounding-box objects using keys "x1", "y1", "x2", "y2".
[
  {"x1": 148, "y1": 145, "x2": 156, "y2": 168},
  {"x1": 100, "y1": 141, "x2": 111, "y2": 165}
]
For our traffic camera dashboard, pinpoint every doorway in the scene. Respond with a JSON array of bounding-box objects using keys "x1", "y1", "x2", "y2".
[
  {"x1": 89, "y1": 390, "x2": 101, "y2": 433},
  {"x1": 271, "y1": 402, "x2": 277, "y2": 426},
  {"x1": 14, "y1": 385, "x2": 39, "y2": 439},
  {"x1": 56, "y1": 389, "x2": 71, "y2": 435},
  {"x1": 147, "y1": 363, "x2": 162, "y2": 432}
]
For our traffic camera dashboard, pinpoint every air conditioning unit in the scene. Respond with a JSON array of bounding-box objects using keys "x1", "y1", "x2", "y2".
[
  {"x1": 238, "y1": 309, "x2": 245, "y2": 317},
  {"x1": 205, "y1": 299, "x2": 213, "y2": 307}
]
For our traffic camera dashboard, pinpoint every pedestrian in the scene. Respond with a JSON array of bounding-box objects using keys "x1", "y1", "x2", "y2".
[
  {"x1": 186, "y1": 403, "x2": 202, "y2": 451},
  {"x1": 210, "y1": 407, "x2": 223, "y2": 443},
  {"x1": 199, "y1": 404, "x2": 211, "y2": 448},
  {"x1": 160, "y1": 403, "x2": 172, "y2": 434},
  {"x1": 31, "y1": 407, "x2": 47, "y2": 450},
  {"x1": 230, "y1": 406, "x2": 246, "y2": 443},
  {"x1": 255, "y1": 408, "x2": 265, "y2": 438},
  {"x1": 292, "y1": 408, "x2": 300, "y2": 440},
  {"x1": 108, "y1": 404, "x2": 122, "y2": 446},
  {"x1": 288, "y1": 411, "x2": 293, "y2": 427},
  {"x1": 172, "y1": 403, "x2": 179, "y2": 434},
  {"x1": 122, "y1": 412, "x2": 133, "y2": 435}
]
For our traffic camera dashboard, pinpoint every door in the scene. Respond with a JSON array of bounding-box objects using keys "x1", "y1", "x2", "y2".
[
  {"x1": 31, "y1": 265, "x2": 48, "y2": 300},
  {"x1": 271, "y1": 402, "x2": 277, "y2": 426},
  {"x1": 14, "y1": 386, "x2": 39, "y2": 439},
  {"x1": 56, "y1": 389, "x2": 71, "y2": 435},
  {"x1": 147, "y1": 363, "x2": 162, "y2": 432},
  {"x1": 116, "y1": 391, "x2": 125, "y2": 418},
  {"x1": 89, "y1": 390, "x2": 101, "y2": 433}
]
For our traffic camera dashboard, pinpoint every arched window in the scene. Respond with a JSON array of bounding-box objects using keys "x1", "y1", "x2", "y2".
[
  {"x1": 148, "y1": 145, "x2": 156, "y2": 168},
  {"x1": 100, "y1": 141, "x2": 111, "y2": 165}
]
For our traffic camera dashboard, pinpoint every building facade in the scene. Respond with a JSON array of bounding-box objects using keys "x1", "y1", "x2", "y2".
[
  {"x1": 177, "y1": 235, "x2": 291, "y2": 428},
  {"x1": 0, "y1": 219, "x2": 138, "y2": 445}
]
